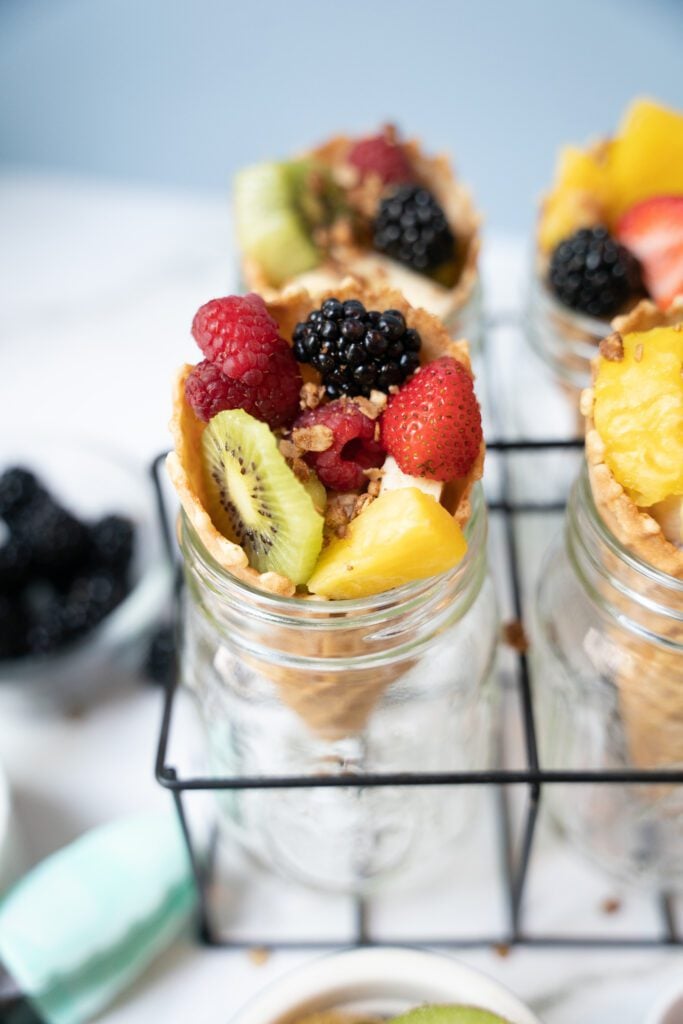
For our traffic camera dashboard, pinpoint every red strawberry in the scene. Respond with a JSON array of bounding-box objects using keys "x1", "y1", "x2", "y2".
[
  {"x1": 616, "y1": 196, "x2": 683, "y2": 310},
  {"x1": 348, "y1": 126, "x2": 413, "y2": 185},
  {"x1": 381, "y1": 357, "x2": 482, "y2": 482}
]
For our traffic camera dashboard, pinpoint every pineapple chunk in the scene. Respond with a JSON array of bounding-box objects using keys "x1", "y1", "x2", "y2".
[
  {"x1": 594, "y1": 326, "x2": 683, "y2": 508},
  {"x1": 610, "y1": 98, "x2": 683, "y2": 219},
  {"x1": 538, "y1": 145, "x2": 610, "y2": 251},
  {"x1": 307, "y1": 488, "x2": 467, "y2": 599}
]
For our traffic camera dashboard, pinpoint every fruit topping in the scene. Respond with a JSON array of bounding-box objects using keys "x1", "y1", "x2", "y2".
[
  {"x1": 0, "y1": 466, "x2": 135, "y2": 659},
  {"x1": 191, "y1": 294, "x2": 279, "y2": 383},
  {"x1": 381, "y1": 356, "x2": 482, "y2": 482},
  {"x1": 379, "y1": 454, "x2": 442, "y2": 502},
  {"x1": 307, "y1": 487, "x2": 467, "y2": 599},
  {"x1": 373, "y1": 185, "x2": 456, "y2": 277},
  {"x1": 391, "y1": 1006, "x2": 511, "y2": 1024},
  {"x1": 292, "y1": 398, "x2": 385, "y2": 492},
  {"x1": 548, "y1": 226, "x2": 643, "y2": 318},
  {"x1": 347, "y1": 126, "x2": 413, "y2": 185},
  {"x1": 292, "y1": 297, "x2": 421, "y2": 398},
  {"x1": 201, "y1": 408, "x2": 323, "y2": 584},
  {"x1": 234, "y1": 162, "x2": 321, "y2": 287},
  {"x1": 609, "y1": 98, "x2": 683, "y2": 220},
  {"x1": 616, "y1": 196, "x2": 683, "y2": 310},
  {"x1": 593, "y1": 325, "x2": 683, "y2": 508},
  {"x1": 185, "y1": 345, "x2": 302, "y2": 429},
  {"x1": 538, "y1": 146, "x2": 610, "y2": 253}
]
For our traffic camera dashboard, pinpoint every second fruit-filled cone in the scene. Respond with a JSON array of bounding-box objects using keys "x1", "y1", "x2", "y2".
[{"x1": 581, "y1": 298, "x2": 683, "y2": 773}]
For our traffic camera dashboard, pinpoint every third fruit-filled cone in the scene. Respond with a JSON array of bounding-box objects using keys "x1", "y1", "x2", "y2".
[
  {"x1": 168, "y1": 280, "x2": 484, "y2": 737},
  {"x1": 581, "y1": 298, "x2": 683, "y2": 772}
]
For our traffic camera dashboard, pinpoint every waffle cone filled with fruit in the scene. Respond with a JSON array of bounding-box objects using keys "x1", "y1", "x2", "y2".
[
  {"x1": 168, "y1": 281, "x2": 484, "y2": 737},
  {"x1": 537, "y1": 98, "x2": 683, "y2": 361},
  {"x1": 581, "y1": 299, "x2": 683, "y2": 772},
  {"x1": 235, "y1": 125, "x2": 480, "y2": 331}
]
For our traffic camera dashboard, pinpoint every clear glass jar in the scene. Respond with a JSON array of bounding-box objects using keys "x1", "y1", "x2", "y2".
[
  {"x1": 534, "y1": 467, "x2": 683, "y2": 889},
  {"x1": 526, "y1": 269, "x2": 612, "y2": 390},
  {"x1": 179, "y1": 485, "x2": 498, "y2": 893},
  {"x1": 443, "y1": 274, "x2": 483, "y2": 353}
]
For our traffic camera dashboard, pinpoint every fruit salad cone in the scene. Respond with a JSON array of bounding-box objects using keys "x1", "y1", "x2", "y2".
[
  {"x1": 581, "y1": 299, "x2": 683, "y2": 773},
  {"x1": 241, "y1": 132, "x2": 480, "y2": 333},
  {"x1": 168, "y1": 280, "x2": 484, "y2": 738}
]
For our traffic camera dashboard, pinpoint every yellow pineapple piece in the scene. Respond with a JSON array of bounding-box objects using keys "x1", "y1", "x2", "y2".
[
  {"x1": 307, "y1": 488, "x2": 467, "y2": 599},
  {"x1": 610, "y1": 98, "x2": 683, "y2": 220},
  {"x1": 538, "y1": 145, "x2": 610, "y2": 251},
  {"x1": 593, "y1": 326, "x2": 683, "y2": 507}
]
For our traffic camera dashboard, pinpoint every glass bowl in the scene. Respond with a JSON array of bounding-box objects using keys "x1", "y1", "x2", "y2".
[{"x1": 0, "y1": 437, "x2": 172, "y2": 706}]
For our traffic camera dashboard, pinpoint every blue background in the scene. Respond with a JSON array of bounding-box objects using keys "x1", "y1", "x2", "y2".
[{"x1": 1, "y1": 0, "x2": 682, "y2": 234}]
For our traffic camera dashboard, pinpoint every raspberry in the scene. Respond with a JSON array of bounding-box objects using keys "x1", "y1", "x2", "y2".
[
  {"x1": 293, "y1": 399, "x2": 385, "y2": 491},
  {"x1": 191, "y1": 293, "x2": 281, "y2": 384},
  {"x1": 348, "y1": 127, "x2": 413, "y2": 185},
  {"x1": 186, "y1": 343, "x2": 302, "y2": 430},
  {"x1": 381, "y1": 357, "x2": 482, "y2": 482}
]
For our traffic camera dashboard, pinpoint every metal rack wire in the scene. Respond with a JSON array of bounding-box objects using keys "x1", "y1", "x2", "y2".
[{"x1": 152, "y1": 325, "x2": 682, "y2": 949}]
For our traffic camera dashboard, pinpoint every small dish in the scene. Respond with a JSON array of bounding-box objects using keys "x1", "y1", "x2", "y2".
[
  {"x1": 646, "y1": 983, "x2": 683, "y2": 1024},
  {"x1": 232, "y1": 948, "x2": 542, "y2": 1024},
  {"x1": 0, "y1": 437, "x2": 172, "y2": 705}
]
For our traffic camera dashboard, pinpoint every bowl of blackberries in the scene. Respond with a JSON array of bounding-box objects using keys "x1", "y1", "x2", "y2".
[{"x1": 0, "y1": 442, "x2": 171, "y2": 703}]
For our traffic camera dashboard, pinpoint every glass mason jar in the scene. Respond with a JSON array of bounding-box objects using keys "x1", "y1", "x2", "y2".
[
  {"x1": 534, "y1": 467, "x2": 683, "y2": 889},
  {"x1": 179, "y1": 485, "x2": 498, "y2": 894},
  {"x1": 526, "y1": 269, "x2": 612, "y2": 391}
]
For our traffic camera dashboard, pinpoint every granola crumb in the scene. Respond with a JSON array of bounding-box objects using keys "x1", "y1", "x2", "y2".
[
  {"x1": 351, "y1": 395, "x2": 382, "y2": 420},
  {"x1": 369, "y1": 389, "x2": 388, "y2": 411},
  {"x1": 493, "y1": 943, "x2": 511, "y2": 958},
  {"x1": 388, "y1": 384, "x2": 401, "y2": 395},
  {"x1": 363, "y1": 467, "x2": 384, "y2": 482},
  {"x1": 291, "y1": 457, "x2": 311, "y2": 483},
  {"x1": 367, "y1": 478, "x2": 382, "y2": 498},
  {"x1": 354, "y1": 492, "x2": 376, "y2": 517},
  {"x1": 292, "y1": 424, "x2": 334, "y2": 452},
  {"x1": 600, "y1": 897, "x2": 621, "y2": 915},
  {"x1": 634, "y1": 343, "x2": 644, "y2": 362},
  {"x1": 503, "y1": 620, "x2": 529, "y2": 653},
  {"x1": 599, "y1": 331, "x2": 624, "y2": 362},
  {"x1": 278, "y1": 438, "x2": 298, "y2": 462},
  {"x1": 299, "y1": 382, "x2": 324, "y2": 411},
  {"x1": 247, "y1": 946, "x2": 271, "y2": 966}
]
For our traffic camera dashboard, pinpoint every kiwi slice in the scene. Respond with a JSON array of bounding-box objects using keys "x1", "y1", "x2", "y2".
[
  {"x1": 234, "y1": 161, "x2": 320, "y2": 286},
  {"x1": 201, "y1": 409, "x2": 324, "y2": 585},
  {"x1": 390, "y1": 1007, "x2": 512, "y2": 1024}
]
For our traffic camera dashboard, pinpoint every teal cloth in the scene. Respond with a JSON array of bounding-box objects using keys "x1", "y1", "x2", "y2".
[{"x1": 0, "y1": 812, "x2": 196, "y2": 1024}]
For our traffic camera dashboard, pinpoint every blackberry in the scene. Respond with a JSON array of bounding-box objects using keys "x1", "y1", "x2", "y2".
[
  {"x1": 23, "y1": 585, "x2": 66, "y2": 655},
  {"x1": 373, "y1": 185, "x2": 456, "y2": 276},
  {"x1": 0, "y1": 594, "x2": 24, "y2": 659},
  {"x1": 18, "y1": 499, "x2": 90, "y2": 579},
  {"x1": 0, "y1": 467, "x2": 44, "y2": 524},
  {"x1": 548, "y1": 227, "x2": 643, "y2": 319},
  {"x1": 62, "y1": 570, "x2": 126, "y2": 637},
  {"x1": 144, "y1": 624, "x2": 176, "y2": 686},
  {"x1": 292, "y1": 298, "x2": 422, "y2": 398},
  {"x1": 0, "y1": 535, "x2": 32, "y2": 590},
  {"x1": 89, "y1": 514, "x2": 134, "y2": 573}
]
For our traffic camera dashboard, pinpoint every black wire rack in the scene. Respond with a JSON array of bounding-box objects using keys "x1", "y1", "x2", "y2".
[{"x1": 152, "y1": 316, "x2": 682, "y2": 952}]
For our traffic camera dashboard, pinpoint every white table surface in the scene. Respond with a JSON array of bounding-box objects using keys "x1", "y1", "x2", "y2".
[{"x1": 0, "y1": 173, "x2": 681, "y2": 1024}]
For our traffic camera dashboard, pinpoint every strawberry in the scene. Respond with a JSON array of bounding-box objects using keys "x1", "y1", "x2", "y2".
[
  {"x1": 380, "y1": 357, "x2": 482, "y2": 481},
  {"x1": 616, "y1": 196, "x2": 683, "y2": 310},
  {"x1": 347, "y1": 126, "x2": 413, "y2": 185}
]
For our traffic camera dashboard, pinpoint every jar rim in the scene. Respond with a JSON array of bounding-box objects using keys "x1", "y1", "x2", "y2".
[
  {"x1": 577, "y1": 465, "x2": 683, "y2": 596},
  {"x1": 181, "y1": 482, "x2": 487, "y2": 618}
]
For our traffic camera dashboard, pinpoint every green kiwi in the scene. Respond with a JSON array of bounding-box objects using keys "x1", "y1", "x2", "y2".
[
  {"x1": 234, "y1": 161, "x2": 320, "y2": 286},
  {"x1": 390, "y1": 1007, "x2": 512, "y2": 1024},
  {"x1": 201, "y1": 409, "x2": 324, "y2": 584},
  {"x1": 301, "y1": 469, "x2": 327, "y2": 516}
]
